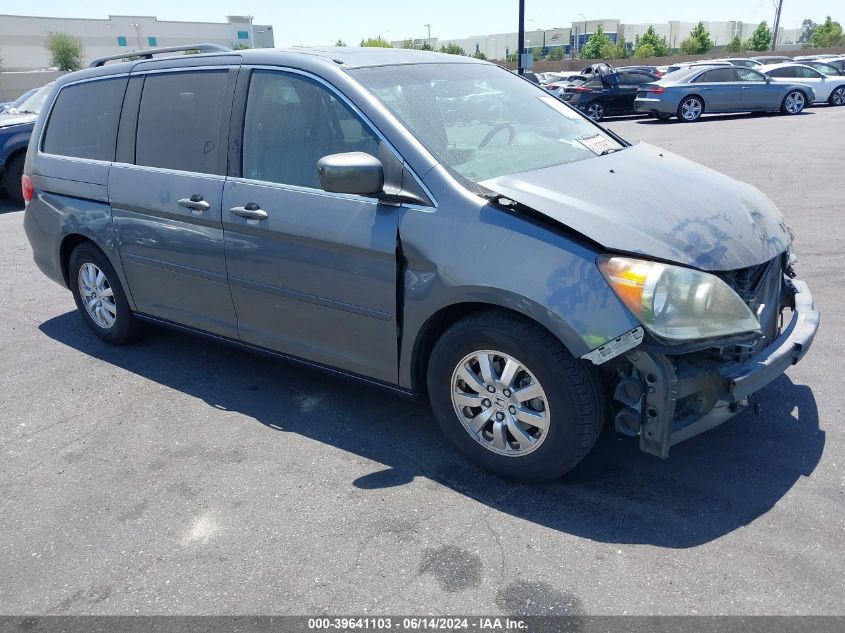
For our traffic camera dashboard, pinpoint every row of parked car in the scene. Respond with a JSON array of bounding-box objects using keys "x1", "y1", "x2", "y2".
[
  {"x1": 0, "y1": 83, "x2": 53, "y2": 200},
  {"x1": 535, "y1": 54, "x2": 845, "y2": 122}
]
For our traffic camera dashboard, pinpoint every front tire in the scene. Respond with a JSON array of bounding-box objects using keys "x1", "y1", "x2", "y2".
[
  {"x1": 69, "y1": 243, "x2": 144, "y2": 345},
  {"x1": 677, "y1": 96, "x2": 703, "y2": 122},
  {"x1": 828, "y1": 86, "x2": 845, "y2": 106},
  {"x1": 427, "y1": 311, "x2": 605, "y2": 482},
  {"x1": 781, "y1": 90, "x2": 806, "y2": 115},
  {"x1": 2, "y1": 153, "x2": 25, "y2": 202}
]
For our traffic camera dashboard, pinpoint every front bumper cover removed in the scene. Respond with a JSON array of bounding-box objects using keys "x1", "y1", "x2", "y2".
[{"x1": 621, "y1": 279, "x2": 819, "y2": 458}]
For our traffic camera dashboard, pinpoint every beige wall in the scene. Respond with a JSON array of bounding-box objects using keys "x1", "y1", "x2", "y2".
[
  {"x1": 0, "y1": 14, "x2": 274, "y2": 71},
  {"x1": 0, "y1": 70, "x2": 65, "y2": 102}
]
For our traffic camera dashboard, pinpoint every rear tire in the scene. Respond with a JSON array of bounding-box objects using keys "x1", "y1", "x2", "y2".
[
  {"x1": 427, "y1": 310, "x2": 605, "y2": 482},
  {"x1": 828, "y1": 86, "x2": 845, "y2": 106},
  {"x1": 69, "y1": 243, "x2": 144, "y2": 345},
  {"x1": 780, "y1": 90, "x2": 806, "y2": 115},
  {"x1": 677, "y1": 96, "x2": 703, "y2": 122},
  {"x1": 585, "y1": 102, "x2": 605, "y2": 121},
  {"x1": 2, "y1": 153, "x2": 25, "y2": 202}
]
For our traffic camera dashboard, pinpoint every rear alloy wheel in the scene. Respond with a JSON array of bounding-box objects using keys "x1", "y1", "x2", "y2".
[
  {"x1": 677, "y1": 96, "x2": 703, "y2": 122},
  {"x1": 585, "y1": 102, "x2": 605, "y2": 121},
  {"x1": 427, "y1": 310, "x2": 605, "y2": 481},
  {"x1": 781, "y1": 90, "x2": 806, "y2": 115},
  {"x1": 69, "y1": 243, "x2": 144, "y2": 345},
  {"x1": 829, "y1": 86, "x2": 845, "y2": 106}
]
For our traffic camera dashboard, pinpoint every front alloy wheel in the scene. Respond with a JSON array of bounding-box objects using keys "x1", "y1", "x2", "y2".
[
  {"x1": 829, "y1": 86, "x2": 845, "y2": 106},
  {"x1": 427, "y1": 310, "x2": 605, "y2": 481},
  {"x1": 451, "y1": 350, "x2": 550, "y2": 456},
  {"x1": 782, "y1": 90, "x2": 805, "y2": 114}
]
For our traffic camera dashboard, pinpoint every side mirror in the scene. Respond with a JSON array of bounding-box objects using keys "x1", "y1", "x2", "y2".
[{"x1": 317, "y1": 152, "x2": 384, "y2": 196}]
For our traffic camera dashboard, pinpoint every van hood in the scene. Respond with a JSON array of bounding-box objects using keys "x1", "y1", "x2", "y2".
[
  {"x1": 0, "y1": 113, "x2": 37, "y2": 128},
  {"x1": 481, "y1": 142, "x2": 791, "y2": 271}
]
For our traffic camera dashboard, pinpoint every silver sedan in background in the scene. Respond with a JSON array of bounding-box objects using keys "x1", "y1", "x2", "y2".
[
  {"x1": 634, "y1": 65, "x2": 816, "y2": 122},
  {"x1": 758, "y1": 63, "x2": 845, "y2": 106}
]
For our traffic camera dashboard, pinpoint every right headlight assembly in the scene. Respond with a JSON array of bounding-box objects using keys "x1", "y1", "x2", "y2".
[{"x1": 598, "y1": 255, "x2": 761, "y2": 342}]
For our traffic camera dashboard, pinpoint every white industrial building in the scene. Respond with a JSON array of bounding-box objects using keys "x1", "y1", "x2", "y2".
[
  {"x1": 0, "y1": 14, "x2": 275, "y2": 71},
  {"x1": 396, "y1": 18, "x2": 803, "y2": 60}
]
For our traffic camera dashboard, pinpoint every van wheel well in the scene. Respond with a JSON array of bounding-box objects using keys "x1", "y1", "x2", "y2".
[
  {"x1": 411, "y1": 303, "x2": 566, "y2": 397},
  {"x1": 59, "y1": 235, "x2": 96, "y2": 287}
]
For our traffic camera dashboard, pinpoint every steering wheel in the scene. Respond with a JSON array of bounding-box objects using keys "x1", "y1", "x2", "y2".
[{"x1": 478, "y1": 123, "x2": 515, "y2": 149}]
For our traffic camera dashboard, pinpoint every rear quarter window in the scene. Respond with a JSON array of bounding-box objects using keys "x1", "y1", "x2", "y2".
[{"x1": 41, "y1": 77, "x2": 127, "y2": 161}]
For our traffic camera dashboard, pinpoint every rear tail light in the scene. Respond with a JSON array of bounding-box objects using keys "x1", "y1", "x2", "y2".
[
  {"x1": 640, "y1": 86, "x2": 665, "y2": 94},
  {"x1": 545, "y1": 83, "x2": 560, "y2": 90},
  {"x1": 22, "y1": 174, "x2": 33, "y2": 204},
  {"x1": 573, "y1": 85, "x2": 593, "y2": 92}
]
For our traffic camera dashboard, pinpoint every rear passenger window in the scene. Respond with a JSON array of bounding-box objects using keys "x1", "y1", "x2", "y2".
[
  {"x1": 242, "y1": 71, "x2": 380, "y2": 188},
  {"x1": 42, "y1": 78, "x2": 126, "y2": 161},
  {"x1": 135, "y1": 70, "x2": 228, "y2": 174}
]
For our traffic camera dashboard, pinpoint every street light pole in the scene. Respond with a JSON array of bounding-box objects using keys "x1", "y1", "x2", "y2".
[
  {"x1": 517, "y1": 0, "x2": 525, "y2": 75},
  {"x1": 424, "y1": 23, "x2": 431, "y2": 40},
  {"x1": 771, "y1": 0, "x2": 784, "y2": 50}
]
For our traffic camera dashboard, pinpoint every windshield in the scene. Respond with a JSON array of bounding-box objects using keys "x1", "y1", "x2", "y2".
[
  {"x1": 10, "y1": 83, "x2": 53, "y2": 115},
  {"x1": 350, "y1": 63, "x2": 622, "y2": 184}
]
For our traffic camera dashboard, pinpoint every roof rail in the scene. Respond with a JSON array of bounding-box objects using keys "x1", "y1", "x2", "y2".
[{"x1": 88, "y1": 43, "x2": 232, "y2": 68}]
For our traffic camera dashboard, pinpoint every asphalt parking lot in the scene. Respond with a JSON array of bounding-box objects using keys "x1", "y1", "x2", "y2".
[{"x1": 1, "y1": 106, "x2": 843, "y2": 617}]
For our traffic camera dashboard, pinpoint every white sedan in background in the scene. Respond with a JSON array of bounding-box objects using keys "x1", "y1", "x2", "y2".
[{"x1": 759, "y1": 63, "x2": 845, "y2": 106}]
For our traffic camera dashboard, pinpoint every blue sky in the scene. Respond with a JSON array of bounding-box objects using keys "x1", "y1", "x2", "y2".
[{"x1": 4, "y1": 1, "x2": 841, "y2": 46}]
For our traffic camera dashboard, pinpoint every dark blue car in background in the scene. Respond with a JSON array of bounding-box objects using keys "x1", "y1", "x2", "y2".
[{"x1": 0, "y1": 83, "x2": 52, "y2": 201}]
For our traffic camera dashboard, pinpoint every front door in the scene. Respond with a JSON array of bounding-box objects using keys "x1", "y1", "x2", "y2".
[
  {"x1": 111, "y1": 67, "x2": 239, "y2": 338},
  {"x1": 734, "y1": 67, "x2": 783, "y2": 110},
  {"x1": 222, "y1": 69, "x2": 401, "y2": 382}
]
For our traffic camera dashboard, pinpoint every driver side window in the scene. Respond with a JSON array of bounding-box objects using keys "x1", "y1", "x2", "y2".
[
  {"x1": 242, "y1": 70, "x2": 380, "y2": 188},
  {"x1": 735, "y1": 68, "x2": 765, "y2": 82}
]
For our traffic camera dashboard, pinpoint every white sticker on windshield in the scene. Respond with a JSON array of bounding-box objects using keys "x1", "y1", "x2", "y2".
[
  {"x1": 537, "y1": 95, "x2": 583, "y2": 120},
  {"x1": 576, "y1": 134, "x2": 619, "y2": 155}
]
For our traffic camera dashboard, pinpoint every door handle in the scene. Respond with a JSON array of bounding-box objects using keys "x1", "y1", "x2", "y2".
[
  {"x1": 229, "y1": 202, "x2": 268, "y2": 221},
  {"x1": 741, "y1": 86, "x2": 750, "y2": 90},
  {"x1": 177, "y1": 195, "x2": 211, "y2": 214}
]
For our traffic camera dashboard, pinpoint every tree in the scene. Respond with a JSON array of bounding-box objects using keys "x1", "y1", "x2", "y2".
[
  {"x1": 531, "y1": 47, "x2": 544, "y2": 61},
  {"x1": 684, "y1": 22, "x2": 714, "y2": 54},
  {"x1": 679, "y1": 38, "x2": 700, "y2": 55},
  {"x1": 233, "y1": 43, "x2": 251, "y2": 50},
  {"x1": 45, "y1": 31, "x2": 84, "y2": 71},
  {"x1": 401, "y1": 39, "x2": 415, "y2": 49},
  {"x1": 745, "y1": 22, "x2": 772, "y2": 51},
  {"x1": 809, "y1": 16, "x2": 844, "y2": 48},
  {"x1": 799, "y1": 19, "x2": 818, "y2": 44},
  {"x1": 634, "y1": 26, "x2": 670, "y2": 57},
  {"x1": 472, "y1": 50, "x2": 487, "y2": 60},
  {"x1": 604, "y1": 39, "x2": 628, "y2": 60},
  {"x1": 580, "y1": 25, "x2": 613, "y2": 59},
  {"x1": 548, "y1": 47, "x2": 564, "y2": 61},
  {"x1": 360, "y1": 36, "x2": 392, "y2": 48},
  {"x1": 724, "y1": 35, "x2": 745, "y2": 53},
  {"x1": 334, "y1": 39, "x2": 347, "y2": 47},
  {"x1": 633, "y1": 42, "x2": 655, "y2": 58},
  {"x1": 439, "y1": 42, "x2": 466, "y2": 55},
  {"x1": 419, "y1": 41, "x2": 434, "y2": 51}
]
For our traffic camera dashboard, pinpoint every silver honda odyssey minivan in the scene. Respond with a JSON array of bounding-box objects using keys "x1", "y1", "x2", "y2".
[{"x1": 23, "y1": 45, "x2": 819, "y2": 480}]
